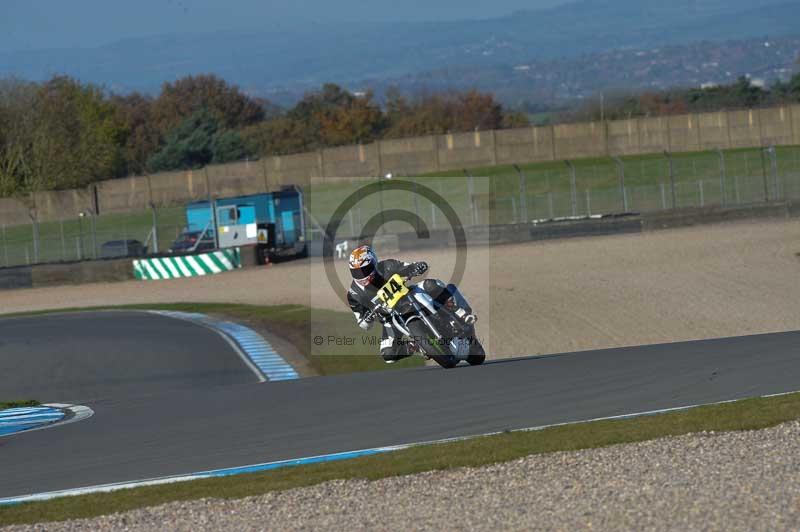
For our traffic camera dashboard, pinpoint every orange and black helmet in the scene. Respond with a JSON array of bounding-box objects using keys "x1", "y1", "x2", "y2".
[{"x1": 349, "y1": 245, "x2": 378, "y2": 286}]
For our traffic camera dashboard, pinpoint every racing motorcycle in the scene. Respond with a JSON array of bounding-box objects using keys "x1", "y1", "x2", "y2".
[{"x1": 366, "y1": 273, "x2": 485, "y2": 369}]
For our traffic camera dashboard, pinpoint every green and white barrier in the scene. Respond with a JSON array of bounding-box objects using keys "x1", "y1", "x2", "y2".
[{"x1": 133, "y1": 248, "x2": 241, "y2": 280}]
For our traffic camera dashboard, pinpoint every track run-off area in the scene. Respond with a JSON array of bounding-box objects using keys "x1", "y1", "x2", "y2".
[{"x1": 1, "y1": 310, "x2": 799, "y2": 500}]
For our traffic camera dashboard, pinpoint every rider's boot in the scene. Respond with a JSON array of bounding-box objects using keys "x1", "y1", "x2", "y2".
[{"x1": 381, "y1": 344, "x2": 413, "y2": 364}]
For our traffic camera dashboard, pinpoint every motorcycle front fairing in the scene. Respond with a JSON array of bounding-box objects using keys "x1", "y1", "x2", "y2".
[
  {"x1": 400, "y1": 286, "x2": 470, "y2": 361},
  {"x1": 393, "y1": 285, "x2": 441, "y2": 335}
]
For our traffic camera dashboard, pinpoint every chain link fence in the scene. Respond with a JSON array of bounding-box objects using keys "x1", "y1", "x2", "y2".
[
  {"x1": 474, "y1": 146, "x2": 800, "y2": 225},
  {"x1": 3, "y1": 146, "x2": 800, "y2": 267},
  {"x1": 0, "y1": 206, "x2": 185, "y2": 268}
]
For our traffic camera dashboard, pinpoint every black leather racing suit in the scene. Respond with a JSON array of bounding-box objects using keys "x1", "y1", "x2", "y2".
[{"x1": 347, "y1": 258, "x2": 461, "y2": 362}]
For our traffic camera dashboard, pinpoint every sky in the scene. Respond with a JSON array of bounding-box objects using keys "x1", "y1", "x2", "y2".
[{"x1": 1, "y1": 0, "x2": 570, "y2": 52}]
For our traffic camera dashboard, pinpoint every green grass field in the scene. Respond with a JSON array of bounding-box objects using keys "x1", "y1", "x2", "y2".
[
  {"x1": 3, "y1": 145, "x2": 800, "y2": 267},
  {"x1": 125, "y1": 302, "x2": 424, "y2": 375},
  {"x1": 0, "y1": 400, "x2": 39, "y2": 411},
  {"x1": 3, "y1": 390, "x2": 799, "y2": 526}
]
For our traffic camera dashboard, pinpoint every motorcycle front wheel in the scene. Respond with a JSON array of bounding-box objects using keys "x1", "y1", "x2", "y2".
[{"x1": 408, "y1": 320, "x2": 458, "y2": 369}]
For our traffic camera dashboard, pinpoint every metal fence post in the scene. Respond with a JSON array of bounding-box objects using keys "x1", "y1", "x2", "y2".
[
  {"x1": 760, "y1": 147, "x2": 770, "y2": 202},
  {"x1": 464, "y1": 170, "x2": 477, "y2": 226},
  {"x1": 123, "y1": 220, "x2": 128, "y2": 257},
  {"x1": 78, "y1": 215, "x2": 84, "y2": 259},
  {"x1": 660, "y1": 183, "x2": 667, "y2": 210},
  {"x1": 29, "y1": 211, "x2": 40, "y2": 264},
  {"x1": 412, "y1": 179, "x2": 421, "y2": 232},
  {"x1": 612, "y1": 156, "x2": 628, "y2": 212},
  {"x1": 716, "y1": 149, "x2": 727, "y2": 207},
  {"x1": 664, "y1": 151, "x2": 677, "y2": 209},
  {"x1": 1, "y1": 224, "x2": 7, "y2": 267},
  {"x1": 699, "y1": 180, "x2": 705, "y2": 207},
  {"x1": 511, "y1": 197, "x2": 518, "y2": 223},
  {"x1": 564, "y1": 160, "x2": 578, "y2": 217},
  {"x1": 59, "y1": 218, "x2": 66, "y2": 261},
  {"x1": 150, "y1": 203, "x2": 159, "y2": 253},
  {"x1": 378, "y1": 177, "x2": 386, "y2": 234},
  {"x1": 348, "y1": 209, "x2": 355, "y2": 237},
  {"x1": 89, "y1": 213, "x2": 97, "y2": 259},
  {"x1": 513, "y1": 165, "x2": 529, "y2": 223},
  {"x1": 585, "y1": 189, "x2": 592, "y2": 216},
  {"x1": 768, "y1": 146, "x2": 779, "y2": 200}
]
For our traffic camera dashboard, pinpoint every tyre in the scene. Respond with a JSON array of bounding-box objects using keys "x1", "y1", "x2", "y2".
[
  {"x1": 408, "y1": 320, "x2": 458, "y2": 369},
  {"x1": 466, "y1": 338, "x2": 486, "y2": 366}
]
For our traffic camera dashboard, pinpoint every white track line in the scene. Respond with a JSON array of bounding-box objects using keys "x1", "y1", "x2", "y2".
[
  {"x1": 0, "y1": 404, "x2": 93, "y2": 439},
  {"x1": 1, "y1": 389, "x2": 796, "y2": 506}
]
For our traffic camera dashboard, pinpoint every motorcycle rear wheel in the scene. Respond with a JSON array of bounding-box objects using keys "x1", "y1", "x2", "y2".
[{"x1": 466, "y1": 337, "x2": 486, "y2": 366}]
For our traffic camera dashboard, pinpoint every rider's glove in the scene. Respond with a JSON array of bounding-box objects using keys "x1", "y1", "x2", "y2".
[
  {"x1": 358, "y1": 312, "x2": 375, "y2": 330},
  {"x1": 410, "y1": 261, "x2": 428, "y2": 277},
  {"x1": 455, "y1": 308, "x2": 478, "y2": 325}
]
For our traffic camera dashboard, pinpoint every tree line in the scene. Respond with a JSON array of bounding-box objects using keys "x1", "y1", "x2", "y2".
[
  {"x1": 560, "y1": 74, "x2": 800, "y2": 123},
  {"x1": 0, "y1": 75, "x2": 527, "y2": 196},
  {"x1": 2, "y1": 72, "x2": 800, "y2": 197}
]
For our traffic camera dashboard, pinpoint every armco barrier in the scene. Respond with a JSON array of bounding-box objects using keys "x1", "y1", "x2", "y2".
[
  {"x1": 528, "y1": 216, "x2": 643, "y2": 241},
  {"x1": 31, "y1": 258, "x2": 134, "y2": 287},
  {"x1": 133, "y1": 248, "x2": 241, "y2": 280},
  {"x1": 0, "y1": 258, "x2": 134, "y2": 291},
  {"x1": 0, "y1": 266, "x2": 33, "y2": 290},
  {"x1": 641, "y1": 203, "x2": 791, "y2": 231}
]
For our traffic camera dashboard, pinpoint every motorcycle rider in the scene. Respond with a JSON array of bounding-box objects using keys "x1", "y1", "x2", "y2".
[{"x1": 346, "y1": 245, "x2": 477, "y2": 363}]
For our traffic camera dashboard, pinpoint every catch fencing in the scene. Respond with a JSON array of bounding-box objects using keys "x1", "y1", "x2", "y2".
[
  {"x1": 474, "y1": 146, "x2": 800, "y2": 225},
  {"x1": 0, "y1": 206, "x2": 185, "y2": 268},
  {"x1": 308, "y1": 145, "x2": 800, "y2": 238},
  {"x1": 2, "y1": 146, "x2": 800, "y2": 267}
]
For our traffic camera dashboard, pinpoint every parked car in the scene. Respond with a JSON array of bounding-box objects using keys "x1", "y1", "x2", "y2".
[
  {"x1": 168, "y1": 231, "x2": 216, "y2": 254},
  {"x1": 100, "y1": 240, "x2": 147, "y2": 259}
]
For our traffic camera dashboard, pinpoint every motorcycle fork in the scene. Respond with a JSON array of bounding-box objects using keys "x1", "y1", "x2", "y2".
[
  {"x1": 407, "y1": 298, "x2": 452, "y2": 357},
  {"x1": 409, "y1": 298, "x2": 442, "y2": 340}
]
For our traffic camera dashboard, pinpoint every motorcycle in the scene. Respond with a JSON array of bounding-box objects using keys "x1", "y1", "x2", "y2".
[{"x1": 367, "y1": 273, "x2": 485, "y2": 369}]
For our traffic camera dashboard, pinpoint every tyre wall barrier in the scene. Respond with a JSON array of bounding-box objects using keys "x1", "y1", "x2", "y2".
[
  {"x1": 0, "y1": 258, "x2": 134, "y2": 291},
  {"x1": 641, "y1": 202, "x2": 792, "y2": 231},
  {"x1": 133, "y1": 248, "x2": 241, "y2": 280},
  {"x1": 32, "y1": 258, "x2": 135, "y2": 287},
  {"x1": 0, "y1": 266, "x2": 33, "y2": 290}
]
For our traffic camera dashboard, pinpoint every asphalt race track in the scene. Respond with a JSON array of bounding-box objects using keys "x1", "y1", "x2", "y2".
[{"x1": 1, "y1": 311, "x2": 799, "y2": 499}]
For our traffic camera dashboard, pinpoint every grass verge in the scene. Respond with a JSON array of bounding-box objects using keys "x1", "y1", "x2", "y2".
[
  {"x1": 0, "y1": 400, "x2": 39, "y2": 411},
  {"x1": 2, "y1": 391, "x2": 800, "y2": 525},
  {"x1": 0, "y1": 303, "x2": 423, "y2": 376}
]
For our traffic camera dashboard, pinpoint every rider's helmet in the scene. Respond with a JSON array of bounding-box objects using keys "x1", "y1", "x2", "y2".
[{"x1": 349, "y1": 245, "x2": 378, "y2": 287}]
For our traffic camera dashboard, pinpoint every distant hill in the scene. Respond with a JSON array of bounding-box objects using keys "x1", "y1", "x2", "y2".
[
  {"x1": 0, "y1": 0, "x2": 797, "y2": 102},
  {"x1": 368, "y1": 35, "x2": 800, "y2": 110}
]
